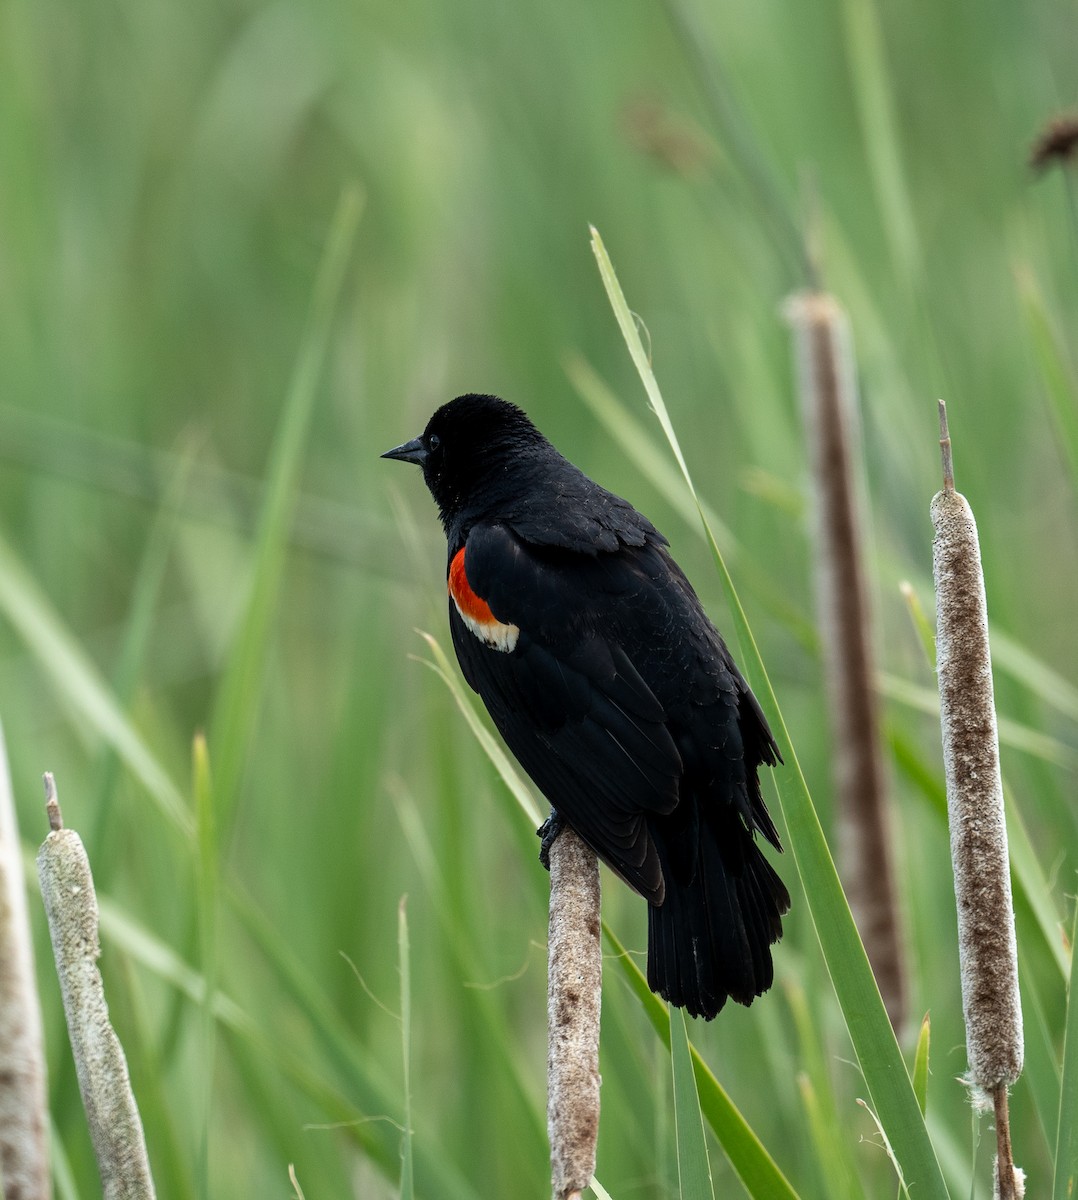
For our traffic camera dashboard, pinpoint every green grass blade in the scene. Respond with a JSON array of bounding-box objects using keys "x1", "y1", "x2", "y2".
[
  {"x1": 588, "y1": 228, "x2": 700, "y2": 502},
  {"x1": 564, "y1": 352, "x2": 737, "y2": 554},
  {"x1": 899, "y1": 581, "x2": 936, "y2": 670},
  {"x1": 209, "y1": 184, "x2": 363, "y2": 833},
  {"x1": 1019, "y1": 945, "x2": 1063, "y2": 1156},
  {"x1": 604, "y1": 926, "x2": 801, "y2": 1200},
  {"x1": 415, "y1": 632, "x2": 544, "y2": 826},
  {"x1": 398, "y1": 897, "x2": 415, "y2": 1200},
  {"x1": 0, "y1": 529, "x2": 192, "y2": 835},
  {"x1": 565, "y1": 353, "x2": 817, "y2": 651},
  {"x1": 671, "y1": 1007, "x2": 716, "y2": 1200},
  {"x1": 88, "y1": 445, "x2": 197, "y2": 881},
  {"x1": 656, "y1": 0, "x2": 805, "y2": 281},
  {"x1": 590, "y1": 225, "x2": 950, "y2": 1200},
  {"x1": 1052, "y1": 902, "x2": 1078, "y2": 1200},
  {"x1": 990, "y1": 627, "x2": 1078, "y2": 724},
  {"x1": 1017, "y1": 263, "x2": 1078, "y2": 482},
  {"x1": 795, "y1": 1072, "x2": 852, "y2": 1200},
  {"x1": 223, "y1": 1021, "x2": 395, "y2": 1183},
  {"x1": 226, "y1": 883, "x2": 482, "y2": 1200},
  {"x1": 30, "y1": 846, "x2": 389, "y2": 1184},
  {"x1": 392, "y1": 785, "x2": 547, "y2": 1158},
  {"x1": 49, "y1": 1117, "x2": 81, "y2": 1200},
  {"x1": 1005, "y1": 788, "x2": 1069, "y2": 978},
  {"x1": 785, "y1": 979, "x2": 861, "y2": 1200},
  {"x1": 193, "y1": 734, "x2": 218, "y2": 1197},
  {"x1": 912, "y1": 1013, "x2": 930, "y2": 1116},
  {"x1": 839, "y1": 0, "x2": 921, "y2": 283}
]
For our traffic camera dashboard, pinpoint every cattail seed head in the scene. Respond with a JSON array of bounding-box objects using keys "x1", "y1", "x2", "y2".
[
  {"x1": 547, "y1": 827, "x2": 602, "y2": 1200},
  {"x1": 931, "y1": 412, "x2": 1023, "y2": 1088},
  {"x1": 0, "y1": 738, "x2": 49, "y2": 1200},
  {"x1": 37, "y1": 778, "x2": 157, "y2": 1199},
  {"x1": 784, "y1": 289, "x2": 907, "y2": 1030}
]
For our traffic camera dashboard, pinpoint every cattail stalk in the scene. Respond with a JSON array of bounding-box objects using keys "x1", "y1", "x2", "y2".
[
  {"x1": 0, "y1": 725, "x2": 49, "y2": 1199},
  {"x1": 37, "y1": 774, "x2": 157, "y2": 1200},
  {"x1": 931, "y1": 401, "x2": 1023, "y2": 1200},
  {"x1": 547, "y1": 827, "x2": 602, "y2": 1200},
  {"x1": 784, "y1": 288, "x2": 907, "y2": 1030}
]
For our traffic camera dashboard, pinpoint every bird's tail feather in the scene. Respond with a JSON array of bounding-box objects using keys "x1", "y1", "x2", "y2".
[{"x1": 646, "y1": 824, "x2": 789, "y2": 1020}]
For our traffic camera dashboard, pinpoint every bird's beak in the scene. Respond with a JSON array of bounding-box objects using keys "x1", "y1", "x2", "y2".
[{"x1": 381, "y1": 436, "x2": 427, "y2": 466}]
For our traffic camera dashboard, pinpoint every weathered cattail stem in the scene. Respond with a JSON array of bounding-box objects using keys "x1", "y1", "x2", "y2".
[
  {"x1": 992, "y1": 1083, "x2": 1023, "y2": 1200},
  {"x1": 931, "y1": 402, "x2": 1023, "y2": 1198},
  {"x1": 37, "y1": 774, "x2": 157, "y2": 1200},
  {"x1": 784, "y1": 289, "x2": 907, "y2": 1031},
  {"x1": 547, "y1": 826, "x2": 601, "y2": 1200},
  {"x1": 0, "y1": 726, "x2": 49, "y2": 1200}
]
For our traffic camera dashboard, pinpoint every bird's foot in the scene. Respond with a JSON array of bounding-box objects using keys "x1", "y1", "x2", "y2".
[{"x1": 537, "y1": 809, "x2": 565, "y2": 871}]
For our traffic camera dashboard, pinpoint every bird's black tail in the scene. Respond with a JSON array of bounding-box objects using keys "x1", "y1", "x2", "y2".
[{"x1": 646, "y1": 819, "x2": 789, "y2": 1020}]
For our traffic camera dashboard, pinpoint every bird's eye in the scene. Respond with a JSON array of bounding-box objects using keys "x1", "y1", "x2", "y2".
[{"x1": 428, "y1": 434, "x2": 441, "y2": 450}]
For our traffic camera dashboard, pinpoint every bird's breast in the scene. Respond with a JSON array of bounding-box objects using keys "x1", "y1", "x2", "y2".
[{"x1": 449, "y1": 545, "x2": 520, "y2": 652}]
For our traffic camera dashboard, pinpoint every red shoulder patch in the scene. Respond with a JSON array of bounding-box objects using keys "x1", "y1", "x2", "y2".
[
  {"x1": 448, "y1": 545, "x2": 519, "y2": 652},
  {"x1": 449, "y1": 546, "x2": 496, "y2": 624}
]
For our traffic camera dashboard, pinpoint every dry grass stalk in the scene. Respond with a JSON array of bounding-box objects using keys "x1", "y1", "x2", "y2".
[
  {"x1": 931, "y1": 401, "x2": 1023, "y2": 1199},
  {"x1": 37, "y1": 774, "x2": 157, "y2": 1200},
  {"x1": 546, "y1": 826, "x2": 602, "y2": 1200},
  {"x1": 0, "y1": 726, "x2": 49, "y2": 1200},
  {"x1": 784, "y1": 288, "x2": 907, "y2": 1030}
]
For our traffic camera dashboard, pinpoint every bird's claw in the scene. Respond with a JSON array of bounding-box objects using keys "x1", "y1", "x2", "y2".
[{"x1": 537, "y1": 810, "x2": 565, "y2": 870}]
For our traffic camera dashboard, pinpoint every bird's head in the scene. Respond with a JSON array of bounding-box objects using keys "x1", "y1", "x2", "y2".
[{"x1": 382, "y1": 393, "x2": 549, "y2": 529}]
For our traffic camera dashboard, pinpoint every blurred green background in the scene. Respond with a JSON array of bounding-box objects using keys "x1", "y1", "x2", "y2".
[{"x1": 2, "y1": 0, "x2": 1077, "y2": 1195}]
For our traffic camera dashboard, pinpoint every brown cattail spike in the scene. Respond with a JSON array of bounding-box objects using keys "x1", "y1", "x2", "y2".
[
  {"x1": 784, "y1": 289, "x2": 907, "y2": 1031},
  {"x1": 931, "y1": 406, "x2": 1023, "y2": 1198},
  {"x1": 0, "y1": 731, "x2": 50, "y2": 1199},
  {"x1": 547, "y1": 826, "x2": 602, "y2": 1200},
  {"x1": 37, "y1": 780, "x2": 157, "y2": 1199},
  {"x1": 932, "y1": 479, "x2": 1022, "y2": 1088}
]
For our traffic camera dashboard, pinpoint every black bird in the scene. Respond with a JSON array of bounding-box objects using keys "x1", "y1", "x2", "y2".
[{"x1": 383, "y1": 394, "x2": 788, "y2": 1019}]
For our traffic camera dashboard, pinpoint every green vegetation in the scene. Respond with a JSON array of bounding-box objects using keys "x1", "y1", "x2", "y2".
[{"x1": 1, "y1": 0, "x2": 1076, "y2": 1195}]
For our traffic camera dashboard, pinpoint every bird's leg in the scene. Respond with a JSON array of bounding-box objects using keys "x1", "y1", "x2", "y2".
[{"x1": 537, "y1": 808, "x2": 566, "y2": 871}]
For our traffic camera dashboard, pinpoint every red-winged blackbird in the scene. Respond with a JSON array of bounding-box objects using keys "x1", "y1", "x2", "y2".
[{"x1": 384, "y1": 394, "x2": 788, "y2": 1019}]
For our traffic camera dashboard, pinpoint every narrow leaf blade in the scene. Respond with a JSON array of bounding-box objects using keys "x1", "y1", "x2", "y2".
[
  {"x1": 671, "y1": 1007, "x2": 716, "y2": 1200},
  {"x1": 589, "y1": 225, "x2": 950, "y2": 1200}
]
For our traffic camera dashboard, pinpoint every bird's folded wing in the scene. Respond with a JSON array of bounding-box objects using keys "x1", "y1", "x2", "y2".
[{"x1": 450, "y1": 522, "x2": 685, "y2": 901}]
